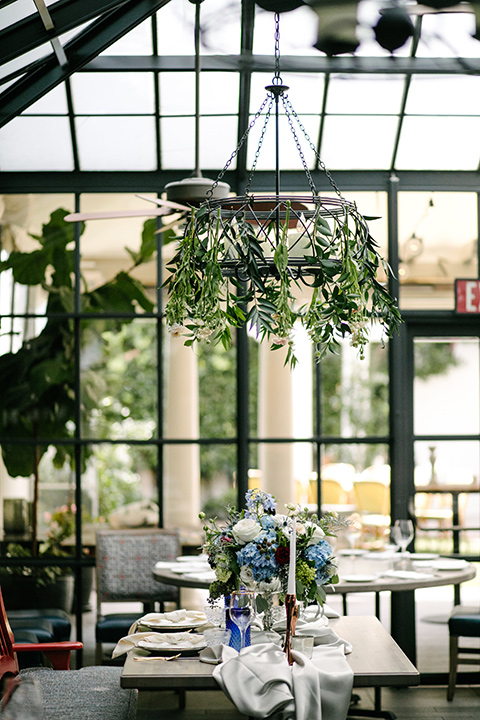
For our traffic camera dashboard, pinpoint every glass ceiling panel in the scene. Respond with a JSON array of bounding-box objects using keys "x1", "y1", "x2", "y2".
[
  {"x1": 75, "y1": 117, "x2": 156, "y2": 171},
  {"x1": 72, "y1": 72, "x2": 155, "y2": 114},
  {"x1": 406, "y1": 75, "x2": 480, "y2": 115},
  {"x1": 160, "y1": 116, "x2": 237, "y2": 171},
  {"x1": 22, "y1": 84, "x2": 68, "y2": 115},
  {"x1": 321, "y1": 116, "x2": 398, "y2": 170},
  {"x1": 326, "y1": 75, "x2": 405, "y2": 115},
  {"x1": 156, "y1": 0, "x2": 241, "y2": 55},
  {"x1": 416, "y1": 11, "x2": 480, "y2": 58},
  {"x1": 252, "y1": 5, "x2": 318, "y2": 55},
  {"x1": 0, "y1": 117, "x2": 74, "y2": 171},
  {"x1": 101, "y1": 19, "x2": 153, "y2": 56},
  {"x1": 159, "y1": 71, "x2": 239, "y2": 116},
  {"x1": 250, "y1": 73, "x2": 325, "y2": 115},
  {"x1": 395, "y1": 116, "x2": 480, "y2": 170},
  {"x1": 0, "y1": 0, "x2": 32, "y2": 25},
  {"x1": 246, "y1": 114, "x2": 320, "y2": 172}
]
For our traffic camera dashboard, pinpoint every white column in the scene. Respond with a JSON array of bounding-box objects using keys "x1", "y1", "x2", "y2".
[
  {"x1": 164, "y1": 335, "x2": 201, "y2": 530},
  {"x1": 258, "y1": 341, "x2": 295, "y2": 508},
  {"x1": 292, "y1": 325, "x2": 313, "y2": 504}
]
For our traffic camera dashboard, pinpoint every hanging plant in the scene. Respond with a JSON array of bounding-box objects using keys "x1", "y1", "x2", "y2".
[{"x1": 164, "y1": 194, "x2": 401, "y2": 367}]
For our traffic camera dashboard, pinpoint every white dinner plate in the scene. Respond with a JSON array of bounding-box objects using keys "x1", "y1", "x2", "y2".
[
  {"x1": 137, "y1": 610, "x2": 207, "y2": 630},
  {"x1": 409, "y1": 553, "x2": 439, "y2": 561},
  {"x1": 176, "y1": 555, "x2": 209, "y2": 563},
  {"x1": 431, "y1": 559, "x2": 469, "y2": 571},
  {"x1": 337, "y1": 549, "x2": 367, "y2": 557},
  {"x1": 342, "y1": 574, "x2": 377, "y2": 583}
]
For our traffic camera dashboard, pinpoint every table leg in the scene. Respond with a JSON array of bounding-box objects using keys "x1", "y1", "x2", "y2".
[{"x1": 390, "y1": 590, "x2": 416, "y2": 666}]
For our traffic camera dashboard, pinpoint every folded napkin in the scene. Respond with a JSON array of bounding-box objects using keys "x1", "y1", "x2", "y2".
[
  {"x1": 130, "y1": 608, "x2": 207, "y2": 634},
  {"x1": 213, "y1": 642, "x2": 353, "y2": 720},
  {"x1": 112, "y1": 630, "x2": 205, "y2": 658}
]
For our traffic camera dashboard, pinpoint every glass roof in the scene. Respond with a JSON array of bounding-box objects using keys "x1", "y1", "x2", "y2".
[{"x1": 1, "y1": 0, "x2": 480, "y2": 179}]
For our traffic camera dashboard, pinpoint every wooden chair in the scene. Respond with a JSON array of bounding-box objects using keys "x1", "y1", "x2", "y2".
[
  {"x1": 95, "y1": 527, "x2": 180, "y2": 663},
  {"x1": 0, "y1": 586, "x2": 137, "y2": 719},
  {"x1": 447, "y1": 606, "x2": 480, "y2": 700}
]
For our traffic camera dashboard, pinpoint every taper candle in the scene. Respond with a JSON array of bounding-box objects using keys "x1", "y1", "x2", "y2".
[{"x1": 287, "y1": 519, "x2": 296, "y2": 595}]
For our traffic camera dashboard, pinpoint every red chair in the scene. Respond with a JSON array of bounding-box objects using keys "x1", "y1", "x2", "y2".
[{"x1": 0, "y1": 586, "x2": 82, "y2": 686}]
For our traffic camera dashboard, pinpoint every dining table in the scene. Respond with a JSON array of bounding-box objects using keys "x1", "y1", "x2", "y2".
[
  {"x1": 152, "y1": 553, "x2": 477, "y2": 666},
  {"x1": 121, "y1": 615, "x2": 420, "y2": 720}
]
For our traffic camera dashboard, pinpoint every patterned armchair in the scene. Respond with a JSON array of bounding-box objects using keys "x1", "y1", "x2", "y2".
[{"x1": 95, "y1": 527, "x2": 180, "y2": 663}]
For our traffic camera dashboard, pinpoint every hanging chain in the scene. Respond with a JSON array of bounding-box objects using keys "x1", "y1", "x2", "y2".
[
  {"x1": 273, "y1": 12, "x2": 281, "y2": 85},
  {"x1": 244, "y1": 95, "x2": 274, "y2": 195},
  {"x1": 282, "y1": 95, "x2": 344, "y2": 200},
  {"x1": 206, "y1": 95, "x2": 272, "y2": 200},
  {"x1": 281, "y1": 94, "x2": 317, "y2": 198}
]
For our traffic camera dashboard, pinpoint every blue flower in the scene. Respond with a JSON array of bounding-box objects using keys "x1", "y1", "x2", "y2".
[
  {"x1": 260, "y1": 515, "x2": 275, "y2": 530},
  {"x1": 305, "y1": 539, "x2": 333, "y2": 583},
  {"x1": 245, "y1": 489, "x2": 276, "y2": 516},
  {"x1": 236, "y1": 530, "x2": 279, "y2": 582}
]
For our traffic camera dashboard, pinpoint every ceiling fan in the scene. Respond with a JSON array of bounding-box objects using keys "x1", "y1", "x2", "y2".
[{"x1": 65, "y1": 0, "x2": 229, "y2": 233}]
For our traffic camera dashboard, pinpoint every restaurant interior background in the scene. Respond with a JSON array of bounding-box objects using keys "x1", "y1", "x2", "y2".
[{"x1": 0, "y1": 0, "x2": 479, "y2": 672}]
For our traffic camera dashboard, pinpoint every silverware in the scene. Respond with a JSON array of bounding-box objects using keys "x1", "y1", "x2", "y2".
[{"x1": 134, "y1": 653, "x2": 182, "y2": 662}]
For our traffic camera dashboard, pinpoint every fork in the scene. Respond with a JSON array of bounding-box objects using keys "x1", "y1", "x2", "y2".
[{"x1": 134, "y1": 653, "x2": 182, "y2": 662}]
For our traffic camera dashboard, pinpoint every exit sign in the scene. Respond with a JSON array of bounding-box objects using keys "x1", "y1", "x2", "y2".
[{"x1": 455, "y1": 279, "x2": 480, "y2": 313}]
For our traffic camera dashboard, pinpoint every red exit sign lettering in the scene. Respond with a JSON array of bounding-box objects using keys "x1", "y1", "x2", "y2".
[{"x1": 456, "y1": 279, "x2": 480, "y2": 313}]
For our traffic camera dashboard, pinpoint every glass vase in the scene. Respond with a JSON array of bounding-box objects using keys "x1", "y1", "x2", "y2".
[{"x1": 224, "y1": 595, "x2": 251, "y2": 651}]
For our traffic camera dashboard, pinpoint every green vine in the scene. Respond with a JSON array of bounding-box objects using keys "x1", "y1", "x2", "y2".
[{"x1": 164, "y1": 197, "x2": 401, "y2": 367}]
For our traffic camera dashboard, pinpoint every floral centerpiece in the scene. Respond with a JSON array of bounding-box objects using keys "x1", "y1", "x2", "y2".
[{"x1": 200, "y1": 489, "x2": 343, "y2": 628}]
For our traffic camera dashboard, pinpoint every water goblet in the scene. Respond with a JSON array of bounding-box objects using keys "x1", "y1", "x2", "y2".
[
  {"x1": 229, "y1": 590, "x2": 256, "y2": 650},
  {"x1": 391, "y1": 519, "x2": 414, "y2": 555}
]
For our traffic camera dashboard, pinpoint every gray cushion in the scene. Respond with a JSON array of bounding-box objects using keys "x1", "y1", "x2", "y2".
[{"x1": 19, "y1": 666, "x2": 137, "y2": 720}]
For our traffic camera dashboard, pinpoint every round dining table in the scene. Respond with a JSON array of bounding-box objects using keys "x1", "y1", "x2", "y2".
[{"x1": 152, "y1": 556, "x2": 477, "y2": 667}]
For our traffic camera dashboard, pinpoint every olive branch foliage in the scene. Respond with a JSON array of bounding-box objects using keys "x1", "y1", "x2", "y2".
[{"x1": 164, "y1": 198, "x2": 401, "y2": 367}]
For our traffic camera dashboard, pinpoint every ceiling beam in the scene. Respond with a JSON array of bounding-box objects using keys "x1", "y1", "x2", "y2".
[
  {"x1": 83, "y1": 53, "x2": 480, "y2": 75},
  {"x1": 2, "y1": 170, "x2": 480, "y2": 194},
  {"x1": 0, "y1": 0, "x2": 172, "y2": 129},
  {"x1": 0, "y1": 0, "x2": 131, "y2": 65}
]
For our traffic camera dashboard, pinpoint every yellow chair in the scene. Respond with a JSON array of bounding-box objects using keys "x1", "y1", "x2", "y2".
[{"x1": 353, "y1": 465, "x2": 391, "y2": 538}]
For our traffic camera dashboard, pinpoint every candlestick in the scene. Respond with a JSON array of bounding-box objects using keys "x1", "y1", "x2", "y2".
[
  {"x1": 283, "y1": 593, "x2": 298, "y2": 665},
  {"x1": 287, "y1": 519, "x2": 296, "y2": 595}
]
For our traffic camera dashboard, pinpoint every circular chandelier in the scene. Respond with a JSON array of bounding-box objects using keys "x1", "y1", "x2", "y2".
[{"x1": 164, "y1": 12, "x2": 401, "y2": 367}]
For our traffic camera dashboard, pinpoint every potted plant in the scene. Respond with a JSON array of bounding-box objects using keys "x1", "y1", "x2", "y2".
[
  {"x1": 0, "y1": 208, "x2": 156, "y2": 608},
  {"x1": 164, "y1": 195, "x2": 401, "y2": 367}
]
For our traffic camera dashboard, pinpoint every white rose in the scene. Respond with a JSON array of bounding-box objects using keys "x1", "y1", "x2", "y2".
[
  {"x1": 305, "y1": 521, "x2": 325, "y2": 546},
  {"x1": 257, "y1": 577, "x2": 282, "y2": 595},
  {"x1": 232, "y1": 517, "x2": 262, "y2": 544},
  {"x1": 239, "y1": 566, "x2": 256, "y2": 590}
]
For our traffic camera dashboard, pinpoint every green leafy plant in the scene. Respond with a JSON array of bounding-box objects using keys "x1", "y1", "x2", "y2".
[
  {"x1": 164, "y1": 197, "x2": 402, "y2": 367},
  {"x1": 0, "y1": 208, "x2": 156, "y2": 557}
]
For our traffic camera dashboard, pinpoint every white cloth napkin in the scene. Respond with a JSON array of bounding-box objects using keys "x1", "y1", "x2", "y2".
[
  {"x1": 112, "y1": 630, "x2": 205, "y2": 657},
  {"x1": 213, "y1": 642, "x2": 353, "y2": 720}
]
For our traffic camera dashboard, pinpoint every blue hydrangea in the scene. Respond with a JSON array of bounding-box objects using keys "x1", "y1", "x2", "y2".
[
  {"x1": 236, "y1": 529, "x2": 279, "y2": 582},
  {"x1": 305, "y1": 540, "x2": 333, "y2": 583},
  {"x1": 260, "y1": 515, "x2": 275, "y2": 530}
]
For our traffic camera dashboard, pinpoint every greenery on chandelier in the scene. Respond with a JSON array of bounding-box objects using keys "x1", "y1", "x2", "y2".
[{"x1": 164, "y1": 198, "x2": 402, "y2": 367}]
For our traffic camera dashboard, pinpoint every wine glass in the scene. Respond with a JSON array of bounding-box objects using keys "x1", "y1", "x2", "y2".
[
  {"x1": 229, "y1": 590, "x2": 256, "y2": 650},
  {"x1": 391, "y1": 519, "x2": 414, "y2": 554}
]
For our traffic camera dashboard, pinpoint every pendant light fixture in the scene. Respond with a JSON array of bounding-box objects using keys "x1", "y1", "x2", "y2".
[{"x1": 164, "y1": 12, "x2": 401, "y2": 367}]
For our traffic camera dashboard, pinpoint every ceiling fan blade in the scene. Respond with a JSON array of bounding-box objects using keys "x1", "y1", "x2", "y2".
[
  {"x1": 65, "y1": 208, "x2": 173, "y2": 222},
  {"x1": 154, "y1": 217, "x2": 187, "y2": 235},
  {"x1": 135, "y1": 194, "x2": 191, "y2": 213}
]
